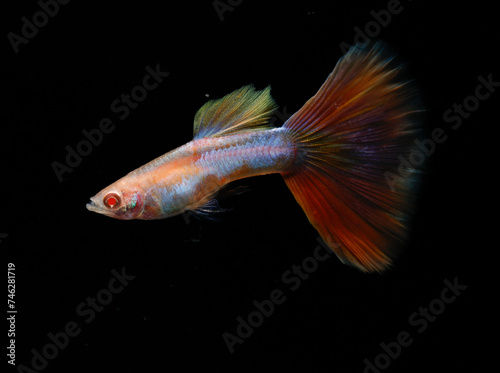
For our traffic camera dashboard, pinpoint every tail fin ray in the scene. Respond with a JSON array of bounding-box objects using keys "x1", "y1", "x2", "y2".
[{"x1": 283, "y1": 43, "x2": 420, "y2": 272}]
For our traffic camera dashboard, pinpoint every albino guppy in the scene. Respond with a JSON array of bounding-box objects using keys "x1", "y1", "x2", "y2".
[{"x1": 87, "y1": 43, "x2": 420, "y2": 272}]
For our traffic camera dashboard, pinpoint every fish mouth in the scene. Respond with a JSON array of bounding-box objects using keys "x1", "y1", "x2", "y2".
[
  {"x1": 86, "y1": 197, "x2": 119, "y2": 218},
  {"x1": 86, "y1": 198, "x2": 104, "y2": 214}
]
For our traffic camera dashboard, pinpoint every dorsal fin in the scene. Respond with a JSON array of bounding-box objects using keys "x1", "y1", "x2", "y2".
[{"x1": 193, "y1": 85, "x2": 278, "y2": 139}]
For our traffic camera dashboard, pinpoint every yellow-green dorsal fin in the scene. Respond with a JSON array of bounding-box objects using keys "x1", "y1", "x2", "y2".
[{"x1": 193, "y1": 85, "x2": 278, "y2": 139}]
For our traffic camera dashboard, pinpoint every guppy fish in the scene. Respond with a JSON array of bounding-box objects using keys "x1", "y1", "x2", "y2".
[{"x1": 87, "y1": 44, "x2": 420, "y2": 272}]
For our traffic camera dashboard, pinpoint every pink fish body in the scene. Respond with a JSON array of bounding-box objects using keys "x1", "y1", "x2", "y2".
[
  {"x1": 87, "y1": 44, "x2": 420, "y2": 272},
  {"x1": 88, "y1": 126, "x2": 294, "y2": 220}
]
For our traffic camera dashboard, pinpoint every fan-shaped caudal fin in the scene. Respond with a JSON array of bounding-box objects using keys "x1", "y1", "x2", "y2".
[{"x1": 283, "y1": 43, "x2": 421, "y2": 272}]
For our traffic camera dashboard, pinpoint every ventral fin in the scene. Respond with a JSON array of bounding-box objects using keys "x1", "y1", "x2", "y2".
[
  {"x1": 193, "y1": 85, "x2": 278, "y2": 139},
  {"x1": 190, "y1": 199, "x2": 231, "y2": 222},
  {"x1": 188, "y1": 185, "x2": 250, "y2": 221}
]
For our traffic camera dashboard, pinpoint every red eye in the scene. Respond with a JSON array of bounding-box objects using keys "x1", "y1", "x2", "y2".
[{"x1": 103, "y1": 193, "x2": 121, "y2": 209}]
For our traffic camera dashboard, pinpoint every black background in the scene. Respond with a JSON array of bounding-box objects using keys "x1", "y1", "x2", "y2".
[{"x1": 2, "y1": 1, "x2": 497, "y2": 372}]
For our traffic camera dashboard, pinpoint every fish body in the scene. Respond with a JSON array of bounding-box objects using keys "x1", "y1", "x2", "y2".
[
  {"x1": 87, "y1": 43, "x2": 421, "y2": 272},
  {"x1": 88, "y1": 128, "x2": 295, "y2": 220}
]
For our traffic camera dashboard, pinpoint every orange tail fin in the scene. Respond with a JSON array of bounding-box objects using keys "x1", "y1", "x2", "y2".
[{"x1": 283, "y1": 43, "x2": 421, "y2": 272}]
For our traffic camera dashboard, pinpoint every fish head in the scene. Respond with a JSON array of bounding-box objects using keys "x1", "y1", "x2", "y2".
[{"x1": 86, "y1": 181, "x2": 146, "y2": 220}]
